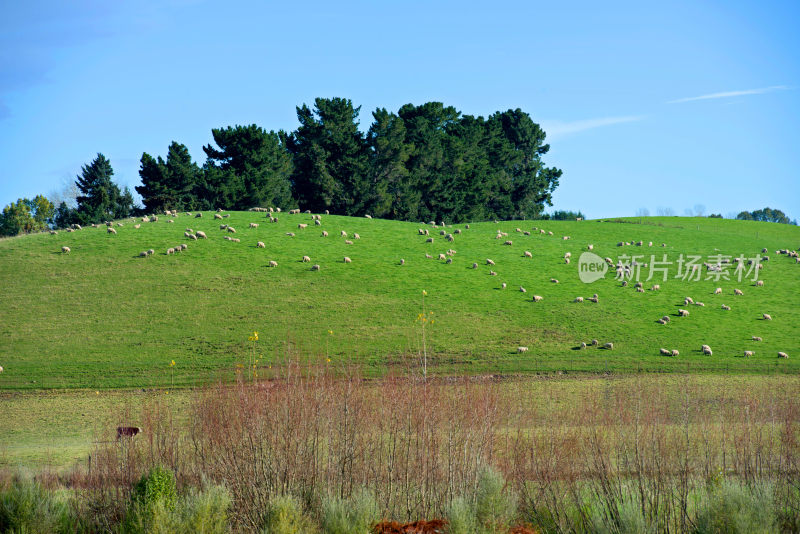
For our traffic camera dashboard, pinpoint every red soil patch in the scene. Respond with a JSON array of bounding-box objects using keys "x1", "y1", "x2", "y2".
[{"x1": 373, "y1": 519, "x2": 448, "y2": 533}]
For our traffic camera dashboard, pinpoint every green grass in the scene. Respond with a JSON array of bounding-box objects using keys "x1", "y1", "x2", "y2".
[{"x1": 0, "y1": 213, "x2": 798, "y2": 390}]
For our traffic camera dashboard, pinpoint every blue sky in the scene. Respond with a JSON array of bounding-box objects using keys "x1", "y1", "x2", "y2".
[{"x1": 1, "y1": 0, "x2": 798, "y2": 220}]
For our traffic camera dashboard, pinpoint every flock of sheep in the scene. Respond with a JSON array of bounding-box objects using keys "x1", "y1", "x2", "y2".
[{"x1": 54, "y1": 210, "x2": 796, "y2": 361}]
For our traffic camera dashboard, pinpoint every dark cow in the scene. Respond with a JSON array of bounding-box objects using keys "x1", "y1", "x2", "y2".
[{"x1": 116, "y1": 426, "x2": 142, "y2": 439}]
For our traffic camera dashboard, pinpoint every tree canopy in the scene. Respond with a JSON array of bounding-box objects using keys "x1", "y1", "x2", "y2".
[
  {"x1": 74, "y1": 154, "x2": 134, "y2": 224},
  {"x1": 736, "y1": 207, "x2": 797, "y2": 225}
]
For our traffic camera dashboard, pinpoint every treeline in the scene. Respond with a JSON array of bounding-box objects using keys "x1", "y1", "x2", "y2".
[
  {"x1": 736, "y1": 207, "x2": 797, "y2": 225},
  {"x1": 136, "y1": 98, "x2": 562, "y2": 223}
]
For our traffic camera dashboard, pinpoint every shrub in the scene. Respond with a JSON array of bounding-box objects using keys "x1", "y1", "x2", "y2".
[
  {"x1": 123, "y1": 483, "x2": 231, "y2": 534},
  {"x1": 0, "y1": 477, "x2": 74, "y2": 533},
  {"x1": 133, "y1": 465, "x2": 177, "y2": 511},
  {"x1": 693, "y1": 480, "x2": 775, "y2": 534},
  {"x1": 474, "y1": 466, "x2": 517, "y2": 532},
  {"x1": 321, "y1": 488, "x2": 379, "y2": 534},
  {"x1": 445, "y1": 496, "x2": 478, "y2": 534},
  {"x1": 588, "y1": 493, "x2": 655, "y2": 534},
  {"x1": 262, "y1": 494, "x2": 317, "y2": 534}
]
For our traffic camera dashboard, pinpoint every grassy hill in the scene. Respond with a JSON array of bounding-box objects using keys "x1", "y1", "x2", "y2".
[{"x1": 1, "y1": 212, "x2": 798, "y2": 390}]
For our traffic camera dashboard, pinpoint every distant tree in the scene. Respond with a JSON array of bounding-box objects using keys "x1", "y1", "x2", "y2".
[
  {"x1": 365, "y1": 108, "x2": 413, "y2": 219},
  {"x1": 202, "y1": 125, "x2": 293, "y2": 210},
  {"x1": 693, "y1": 204, "x2": 706, "y2": 217},
  {"x1": 708, "y1": 213, "x2": 723, "y2": 218},
  {"x1": 53, "y1": 201, "x2": 76, "y2": 228},
  {"x1": 635, "y1": 208, "x2": 650, "y2": 217},
  {"x1": 736, "y1": 207, "x2": 795, "y2": 224},
  {"x1": 137, "y1": 142, "x2": 203, "y2": 213},
  {"x1": 74, "y1": 154, "x2": 133, "y2": 224},
  {"x1": 287, "y1": 98, "x2": 369, "y2": 214},
  {"x1": 550, "y1": 210, "x2": 585, "y2": 220},
  {"x1": 0, "y1": 195, "x2": 55, "y2": 236}
]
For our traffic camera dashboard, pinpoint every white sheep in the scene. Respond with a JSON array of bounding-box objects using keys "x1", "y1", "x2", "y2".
[
  {"x1": 734, "y1": 289, "x2": 743, "y2": 295},
  {"x1": 489, "y1": 270, "x2": 497, "y2": 276},
  {"x1": 322, "y1": 231, "x2": 329, "y2": 237},
  {"x1": 636, "y1": 287, "x2": 644, "y2": 293},
  {"x1": 311, "y1": 264, "x2": 321, "y2": 271},
  {"x1": 651, "y1": 284, "x2": 660, "y2": 291},
  {"x1": 343, "y1": 256, "x2": 351, "y2": 263},
  {"x1": 315, "y1": 219, "x2": 321, "y2": 226},
  {"x1": 660, "y1": 348, "x2": 672, "y2": 356},
  {"x1": 227, "y1": 227, "x2": 236, "y2": 233},
  {"x1": 399, "y1": 259, "x2": 405, "y2": 265},
  {"x1": 486, "y1": 259, "x2": 495, "y2": 265},
  {"x1": 587, "y1": 244, "x2": 593, "y2": 250},
  {"x1": 678, "y1": 309, "x2": 689, "y2": 317},
  {"x1": 752, "y1": 336, "x2": 762, "y2": 341},
  {"x1": 147, "y1": 249, "x2": 154, "y2": 256},
  {"x1": 714, "y1": 287, "x2": 722, "y2": 294},
  {"x1": 517, "y1": 346, "x2": 529, "y2": 353},
  {"x1": 503, "y1": 240, "x2": 513, "y2": 246},
  {"x1": 744, "y1": 351, "x2": 754, "y2": 358},
  {"x1": 197, "y1": 231, "x2": 207, "y2": 239},
  {"x1": 564, "y1": 252, "x2": 572, "y2": 259},
  {"x1": 778, "y1": 352, "x2": 788, "y2": 359},
  {"x1": 519, "y1": 286, "x2": 526, "y2": 293},
  {"x1": 604, "y1": 342, "x2": 614, "y2": 350},
  {"x1": 438, "y1": 253, "x2": 446, "y2": 260},
  {"x1": 524, "y1": 251, "x2": 533, "y2": 258},
  {"x1": 341, "y1": 230, "x2": 347, "y2": 237},
  {"x1": 250, "y1": 223, "x2": 259, "y2": 229},
  {"x1": 257, "y1": 241, "x2": 266, "y2": 248},
  {"x1": 574, "y1": 297, "x2": 584, "y2": 303},
  {"x1": 695, "y1": 302, "x2": 705, "y2": 307},
  {"x1": 61, "y1": 246, "x2": 70, "y2": 253},
  {"x1": 426, "y1": 237, "x2": 434, "y2": 243},
  {"x1": 353, "y1": 233, "x2": 360, "y2": 239},
  {"x1": 107, "y1": 227, "x2": 117, "y2": 234},
  {"x1": 721, "y1": 304, "x2": 731, "y2": 311},
  {"x1": 167, "y1": 248, "x2": 174, "y2": 255},
  {"x1": 551, "y1": 278, "x2": 559, "y2": 283},
  {"x1": 756, "y1": 280, "x2": 764, "y2": 287},
  {"x1": 671, "y1": 349, "x2": 679, "y2": 357},
  {"x1": 684, "y1": 296, "x2": 694, "y2": 305},
  {"x1": 302, "y1": 255, "x2": 311, "y2": 262},
  {"x1": 565, "y1": 257, "x2": 571, "y2": 264},
  {"x1": 532, "y1": 295, "x2": 543, "y2": 302},
  {"x1": 472, "y1": 262, "x2": 478, "y2": 269},
  {"x1": 268, "y1": 260, "x2": 278, "y2": 267},
  {"x1": 214, "y1": 213, "x2": 222, "y2": 220},
  {"x1": 763, "y1": 313, "x2": 772, "y2": 320},
  {"x1": 345, "y1": 240, "x2": 353, "y2": 245},
  {"x1": 286, "y1": 232, "x2": 295, "y2": 237},
  {"x1": 298, "y1": 223, "x2": 308, "y2": 229}
]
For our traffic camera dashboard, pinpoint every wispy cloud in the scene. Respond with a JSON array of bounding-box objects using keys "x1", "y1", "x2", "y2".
[
  {"x1": 667, "y1": 85, "x2": 788, "y2": 104},
  {"x1": 541, "y1": 115, "x2": 645, "y2": 139}
]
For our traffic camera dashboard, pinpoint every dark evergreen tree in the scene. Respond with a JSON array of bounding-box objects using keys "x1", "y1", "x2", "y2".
[
  {"x1": 74, "y1": 154, "x2": 133, "y2": 224},
  {"x1": 202, "y1": 125, "x2": 293, "y2": 210},
  {"x1": 136, "y1": 142, "x2": 202, "y2": 213},
  {"x1": 286, "y1": 98, "x2": 369, "y2": 215}
]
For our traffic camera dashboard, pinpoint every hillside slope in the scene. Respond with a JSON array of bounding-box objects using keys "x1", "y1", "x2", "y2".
[{"x1": 0, "y1": 213, "x2": 798, "y2": 389}]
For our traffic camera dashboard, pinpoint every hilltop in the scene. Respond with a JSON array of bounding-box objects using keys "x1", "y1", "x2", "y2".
[{"x1": 0, "y1": 213, "x2": 798, "y2": 389}]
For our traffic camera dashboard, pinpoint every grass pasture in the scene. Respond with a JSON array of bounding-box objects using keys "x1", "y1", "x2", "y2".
[{"x1": 0, "y1": 213, "x2": 799, "y2": 390}]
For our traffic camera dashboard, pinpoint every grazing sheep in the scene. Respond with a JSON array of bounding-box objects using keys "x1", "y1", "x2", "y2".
[
  {"x1": 661, "y1": 316, "x2": 671, "y2": 323},
  {"x1": 671, "y1": 349, "x2": 679, "y2": 357},
  {"x1": 227, "y1": 227, "x2": 236, "y2": 233},
  {"x1": 657, "y1": 319, "x2": 666, "y2": 325},
  {"x1": 684, "y1": 296, "x2": 694, "y2": 305},
  {"x1": 778, "y1": 352, "x2": 788, "y2": 359},
  {"x1": 756, "y1": 280, "x2": 764, "y2": 287},
  {"x1": 548, "y1": 231, "x2": 553, "y2": 235},
  {"x1": 440, "y1": 230, "x2": 447, "y2": 236},
  {"x1": 517, "y1": 346, "x2": 529, "y2": 353},
  {"x1": 184, "y1": 231, "x2": 192, "y2": 238},
  {"x1": 660, "y1": 348, "x2": 672, "y2": 356},
  {"x1": 107, "y1": 227, "x2": 117, "y2": 234},
  {"x1": 524, "y1": 250, "x2": 533, "y2": 258},
  {"x1": 587, "y1": 244, "x2": 593, "y2": 250},
  {"x1": 268, "y1": 260, "x2": 278, "y2": 267},
  {"x1": 565, "y1": 257, "x2": 571, "y2": 264},
  {"x1": 353, "y1": 233, "x2": 360, "y2": 239},
  {"x1": 167, "y1": 248, "x2": 174, "y2": 255},
  {"x1": 752, "y1": 336, "x2": 762, "y2": 341},
  {"x1": 489, "y1": 270, "x2": 497, "y2": 276},
  {"x1": 563, "y1": 236, "x2": 570, "y2": 240},
  {"x1": 617, "y1": 242, "x2": 624, "y2": 247},
  {"x1": 472, "y1": 262, "x2": 478, "y2": 269},
  {"x1": 744, "y1": 351, "x2": 754, "y2": 358},
  {"x1": 580, "y1": 342, "x2": 587, "y2": 349},
  {"x1": 147, "y1": 249, "x2": 154, "y2": 256},
  {"x1": 195, "y1": 213, "x2": 203, "y2": 218},
  {"x1": 589, "y1": 296, "x2": 599, "y2": 303},
  {"x1": 651, "y1": 284, "x2": 660, "y2": 291},
  {"x1": 695, "y1": 302, "x2": 705, "y2": 307},
  {"x1": 702, "y1": 345, "x2": 712, "y2": 354},
  {"x1": 515, "y1": 227, "x2": 522, "y2": 233},
  {"x1": 634, "y1": 282, "x2": 643, "y2": 289},
  {"x1": 604, "y1": 342, "x2": 614, "y2": 350},
  {"x1": 445, "y1": 257, "x2": 452, "y2": 264},
  {"x1": 621, "y1": 281, "x2": 628, "y2": 286},
  {"x1": 591, "y1": 339, "x2": 599, "y2": 346},
  {"x1": 250, "y1": 223, "x2": 259, "y2": 229},
  {"x1": 341, "y1": 231, "x2": 347, "y2": 237},
  {"x1": 523, "y1": 231, "x2": 530, "y2": 235},
  {"x1": 762, "y1": 313, "x2": 772, "y2": 320},
  {"x1": 399, "y1": 259, "x2": 405, "y2": 265},
  {"x1": 322, "y1": 231, "x2": 329, "y2": 237},
  {"x1": 311, "y1": 264, "x2": 320, "y2": 271},
  {"x1": 425, "y1": 253, "x2": 433, "y2": 259},
  {"x1": 564, "y1": 252, "x2": 572, "y2": 259},
  {"x1": 134, "y1": 224, "x2": 141, "y2": 229},
  {"x1": 345, "y1": 240, "x2": 353, "y2": 245},
  {"x1": 438, "y1": 253, "x2": 446, "y2": 261},
  {"x1": 286, "y1": 232, "x2": 296, "y2": 237},
  {"x1": 465, "y1": 224, "x2": 470, "y2": 229},
  {"x1": 714, "y1": 287, "x2": 722, "y2": 294},
  {"x1": 315, "y1": 219, "x2": 321, "y2": 226},
  {"x1": 365, "y1": 214, "x2": 372, "y2": 219},
  {"x1": 167, "y1": 219, "x2": 174, "y2": 224},
  {"x1": 486, "y1": 259, "x2": 495, "y2": 265},
  {"x1": 551, "y1": 278, "x2": 559, "y2": 284},
  {"x1": 446, "y1": 234, "x2": 455, "y2": 242},
  {"x1": 519, "y1": 286, "x2": 526, "y2": 293},
  {"x1": 298, "y1": 223, "x2": 308, "y2": 230},
  {"x1": 418, "y1": 229, "x2": 426, "y2": 235},
  {"x1": 343, "y1": 256, "x2": 351, "y2": 263},
  {"x1": 220, "y1": 224, "x2": 227, "y2": 230},
  {"x1": 324, "y1": 209, "x2": 329, "y2": 215},
  {"x1": 574, "y1": 297, "x2": 584, "y2": 303},
  {"x1": 734, "y1": 288, "x2": 743, "y2": 295},
  {"x1": 678, "y1": 309, "x2": 689, "y2": 317},
  {"x1": 635, "y1": 287, "x2": 644, "y2": 293},
  {"x1": 61, "y1": 246, "x2": 70, "y2": 253},
  {"x1": 138, "y1": 250, "x2": 149, "y2": 257},
  {"x1": 721, "y1": 304, "x2": 731, "y2": 311},
  {"x1": 181, "y1": 244, "x2": 188, "y2": 250},
  {"x1": 257, "y1": 241, "x2": 265, "y2": 248},
  {"x1": 302, "y1": 255, "x2": 311, "y2": 262},
  {"x1": 426, "y1": 237, "x2": 434, "y2": 243},
  {"x1": 197, "y1": 231, "x2": 207, "y2": 239}
]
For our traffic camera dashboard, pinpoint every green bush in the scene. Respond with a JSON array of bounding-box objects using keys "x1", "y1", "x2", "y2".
[
  {"x1": 262, "y1": 494, "x2": 317, "y2": 534},
  {"x1": 122, "y1": 483, "x2": 231, "y2": 534},
  {"x1": 132, "y1": 465, "x2": 177, "y2": 511},
  {"x1": 445, "y1": 496, "x2": 478, "y2": 534},
  {"x1": 693, "y1": 481, "x2": 775, "y2": 534},
  {"x1": 0, "y1": 477, "x2": 74, "y2": 534},
  {"x1": 587, "y1": 493, "x2": 655, "y2": 534},
  {"x1": 321, "y1": 488, "x2": 379, "y2": 534},
  {"x1": 474, "y1": 466, "x2": 517, "y2": 532}
]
